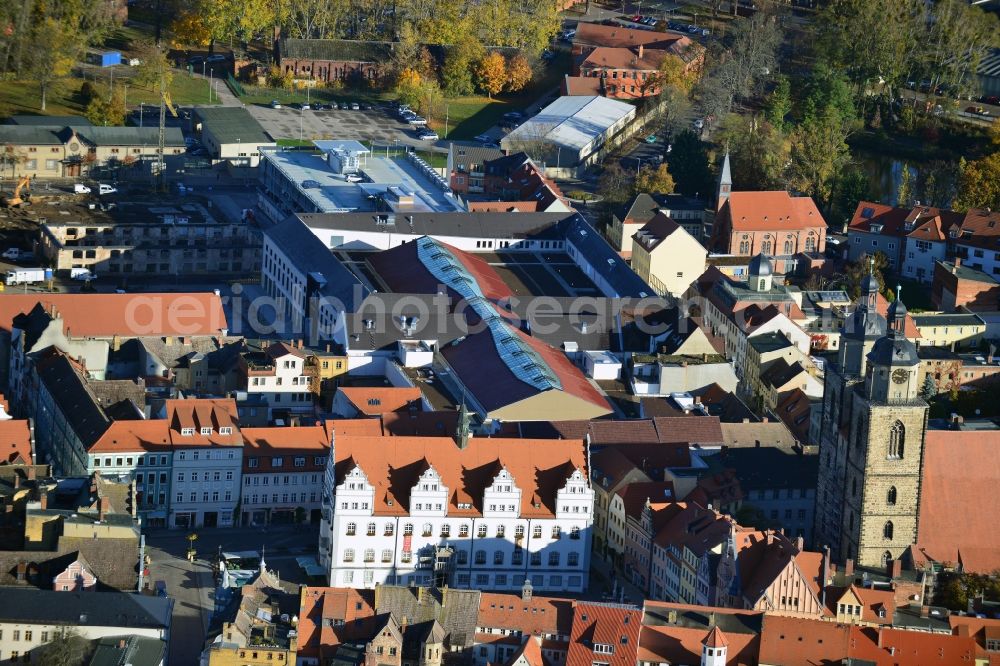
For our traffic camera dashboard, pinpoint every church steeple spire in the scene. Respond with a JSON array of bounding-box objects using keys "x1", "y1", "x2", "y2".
[{"x1": 716, "y1": 152, "x2": 732, "y2": 213}]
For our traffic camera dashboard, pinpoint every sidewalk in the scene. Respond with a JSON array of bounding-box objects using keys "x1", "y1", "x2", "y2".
[
  {"x1": 590, "y1": 552, "x2": 647, "y2": 605},
  {"x1": 189, "y1": 71, "x2": 242, "y2": 108}
]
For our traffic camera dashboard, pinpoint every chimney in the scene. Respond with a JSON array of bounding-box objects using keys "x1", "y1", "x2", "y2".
[
  {"x1": 845, "y1": 559, "x2": 854, "y2": 577},
  {"x1": 13, "y1": 474, "x2": 19, "y2": 489},
  {"x1": 39, "y1": 492, "x2": 47, "y2": 510},
  {"x1": 988, "y1": 343, "x2": 995, "y2": 365},
  {"x1": 667, "y1": 609, "x2": 677, "y2": 624},
  {"x1": 795, "y1": 535, "x2": 804, "y2": 552},
  {"x1": 118, "y1": 639, "x2": 126, "y2": 649},
  {"x1": 920, "y1": 605, "x2": 930, "y2": 618},
  {"x1": 638, "y1": 44, "x2": 644, "y2": 59},
  {"x1": 954, "y1": 256, "x2": 961, "y2": 269},
  {"x1": 99, "y1": 496, "x2": 110, "y2": 521},
  {"x1": 27, "y1": 465, "x2": 35, "y2": 480},
  {"x1": 441, "y1": 584, "x2": 449, "y2": 608}
]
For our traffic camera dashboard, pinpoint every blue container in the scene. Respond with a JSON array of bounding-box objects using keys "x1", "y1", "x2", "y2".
[
  {"x1": 44, "y1": 268, "x2": 53, "y2": 281},
  {"x1": 99, "y1": 51, "x2": 122, "y2": 67}
]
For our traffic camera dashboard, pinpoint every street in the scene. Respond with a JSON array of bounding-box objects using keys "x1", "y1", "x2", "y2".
[{"x1": 143, "y1": 524, "x2": 319, "y2": 666}]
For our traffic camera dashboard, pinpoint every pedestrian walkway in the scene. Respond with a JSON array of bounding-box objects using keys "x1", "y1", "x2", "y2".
[{"x1": 590, "y1": 552, "x2": 647, "y2": 605}]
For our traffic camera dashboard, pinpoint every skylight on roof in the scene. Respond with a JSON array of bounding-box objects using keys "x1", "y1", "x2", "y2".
[{"x1": 861, "y1": 207, "x2": 875, "y2": 219}]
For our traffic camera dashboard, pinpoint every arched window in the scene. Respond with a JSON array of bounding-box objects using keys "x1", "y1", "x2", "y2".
[
  {"x1": 884, "y1": 521, "x2": 894, "y2": 540},
  {"x1": 784, "y1": 240, "x2": 794, "y2": 255},
  {"x1": 888, "y1": 421, "x2": 905, "y2": 459},
  {"x1": 887, "y1": 486, "x2": 897, "y2": 505},
  {"x1": 883, "y1": 550, "x2": 893, "y2": 567},
  {"x1": 761, "y1": 239, "x2": 772, "y2": 254},
  {"x1": 739, "y1": 240, "x2": 750, "y2": 254},
  {"x1": 805, "y1": 236, "x2": 816, "y2": 252}
]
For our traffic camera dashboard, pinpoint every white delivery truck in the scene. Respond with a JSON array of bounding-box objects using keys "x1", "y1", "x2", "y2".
[
  {"x1": 6, "y1": 268, "x2": 47, "y2": 285},
  {"x1": 70, "y1": 268, "x2": 96, "y2": 281}
]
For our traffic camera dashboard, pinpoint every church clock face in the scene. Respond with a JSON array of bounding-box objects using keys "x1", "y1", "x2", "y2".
[{"x1": 892, "y1": 368, "x2": 908, "y2": 384}]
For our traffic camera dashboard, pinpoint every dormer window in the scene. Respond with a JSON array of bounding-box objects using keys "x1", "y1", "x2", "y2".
[
  {"x1": 200, "y1": 427, "x2": 212, "y2": 435},
  {"x1": 219, "y1": 427, "x2": 232, "y2": 435},
  {"x1": 272, "y1": 457, "x2": 284, "y2": 467},
  {"x1": 181, "y1": 427, "x2": 195, "y2": 436}
]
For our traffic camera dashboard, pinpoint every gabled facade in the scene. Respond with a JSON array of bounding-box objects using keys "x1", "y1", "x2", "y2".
[{"x1": 319, "y1": 434, "x2": 594, "y2": 594}]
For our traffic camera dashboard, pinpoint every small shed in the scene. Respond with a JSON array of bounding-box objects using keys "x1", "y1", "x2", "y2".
[{"x1": 99, "y1": 51, "x2": 122, "y2": 67}]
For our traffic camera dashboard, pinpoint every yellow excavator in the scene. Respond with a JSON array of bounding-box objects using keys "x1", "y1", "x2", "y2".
[{"x1": 2, "y1": 176, "x2": 31, "y2": 208}]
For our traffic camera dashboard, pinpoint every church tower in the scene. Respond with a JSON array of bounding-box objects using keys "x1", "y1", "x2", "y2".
[
  {"x1": 817, "y1": 288, "x2": 927, "y2": 568},
  {"x1": 716, "y1": 152, "x2": 732, "y2": 213}
]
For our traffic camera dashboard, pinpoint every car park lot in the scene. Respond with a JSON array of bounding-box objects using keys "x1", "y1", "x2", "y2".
[{"x1": 246, "y1": 103, "x2": 437, "y2": 148}]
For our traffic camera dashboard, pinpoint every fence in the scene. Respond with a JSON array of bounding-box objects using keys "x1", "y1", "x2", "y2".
[{"x1": 226, "y1": 75, "x2": 245, "y2": 98}]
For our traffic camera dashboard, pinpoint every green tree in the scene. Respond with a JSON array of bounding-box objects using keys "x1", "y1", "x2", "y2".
[
  {"x1": 441, "y1": 36, "x2": 482, "y2": 97},
  {"x1": 765, "y1": 76, "x2": 791, "y2": 130},
  {"x1": 920, "y1": 373, "x2": 938, "y2": 400},
  {"x1": 843, "y1": 251, "x2": 890, "y2": 299},
  {"x1": 718, "y1": 114, "x2": 788, "y2": 190},
  {"x1": 666, "y1": 130, "x2": 713, "y2": 198},
  {"x1": 635, "y1": 163, "x2": 676, "y2": 195},
  {"x1": 84, "y1": 84, "x2": 127, "y2": 127},
  {"x1": 955, "y1": 154, "x2": 1000, "y2": 211},
  {"x1": 829, "y1": 166, "x2": 872, "y2": 227},
  {"x1": 788, "y1": 105, "x2": 852, "y2": 207},
  {"x1": 505, "y1": 53, "x2": 532, "y2": 93},
  {"x1": 897, "y1": 163, "x2": 914, "y2": 207},
  {"x1": 26, "y1": 18, "x2": 79, "y2": 111}
]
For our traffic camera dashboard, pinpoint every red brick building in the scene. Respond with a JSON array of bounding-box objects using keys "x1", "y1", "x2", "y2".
[
  {"x1": 711, "y1": 191, "x2": 827, "y2": 261},
  {"x1": 931, "y1": 258, "x2": 1000, "y2": 311},
  {"x1": 274, "y1": 38, "x2": 391, "y2": 85}
]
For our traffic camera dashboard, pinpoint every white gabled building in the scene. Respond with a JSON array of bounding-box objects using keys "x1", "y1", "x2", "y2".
[
  {"x1": 238, "y1": 342, "x2": 316, "y2": 417},
  {"x1": 319, "y1": 427, "x2": 595, "y2": 594}
]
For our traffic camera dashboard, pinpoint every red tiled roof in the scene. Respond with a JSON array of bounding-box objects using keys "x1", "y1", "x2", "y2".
[
  {"x1": 563, "y1": 75, "x2": 604, "y2": 96},
  {"x1": 758, "y1": 615, "x2": 852, "y2": 665},
  {"x1": 324, "y1": 418, "x2": 385, "y2": 438},
  {"x1": 333, "y1": 434, "x2": 587, "y2": 518},
  {"x1": 722, "y1": 191, "x2": 826, "y2": 232},
  {"x1": 775, "y1": 388, "x2": 811, "y2": 442},
  {"x1": 850, "y1": 626, "x2": 979, "y2": 665},
  {"x1": 477, "y1": 592, "x2": 573, "y2": 638},
  {"x1": 379, "y1": 410, "x2": 459, "y2": 437},
  {"x1": 467, "y1": 201, "x2": 542, "y2": 212},
  {"x1": 704, "y1": 626, "x2": 729, "y2": 647},
  {"x1": 573, "y1": 22, "x2": 695, "y2": 51},
  {"x1": 581, "y1": 46, "x2": 668, "y2": 72},
  {"x1": 590, "y1": 447, "x2": 646, "y2": 492},
  {"x1": 0, "y1": 419, "x2": 32, "y2": 464},
  {"x1": 0, "y1": 293, "x2": 228, "y2": 336},
  {"x1": 338, "y1": 386, "x2": 424, "y2": 416},
  {"x1": 297, "y1": 587, "x2": 376, "y2": 658},
  {"x1": 166, "y1": 398, "x2": 242, "y2": 447},
  {"x1": 915, "y1": 428, "x2": 1000, "y2": 573},
  {"x1": 954, "y1": 208, "x2": 1000, "y2": 250},
  {"x1": 615, "y1": 481, "x2": 677, "y2": 519},
  {"x1": 566, "y1": 602, "x2": 642, "y2": 666},
  {"x1": 651, "y1": 415, "x2": 723, "y2": 444},
  {"x1": 89, "y1": 420, "x2": 171, "y2": 453}
]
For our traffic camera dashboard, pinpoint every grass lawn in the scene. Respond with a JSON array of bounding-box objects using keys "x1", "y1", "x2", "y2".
[
  {"x1": 239, "y1": 86, "x2": 391, "y2": 108},
  {"x1": 275, "y1": 138, "x2": 316, "y2": 147},
  {"x1": 0, "y1": 71, "x2": 218, "y2": 119}
]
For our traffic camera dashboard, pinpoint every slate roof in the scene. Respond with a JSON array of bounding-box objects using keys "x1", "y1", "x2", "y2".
[
  {"x1": 36, "y1": 353, "x2": 112, "y2": 448},
  {"x1": 558, "y1": 214, "x2": 654, "y2": 297},
  {"x1": 296, "y1": 210, "x2": 570, "y2": 239},
  {"x1": 278, "y1": 38, "x2": 394, "y2": 63},
  {"x1": 265, "y1": 216, "x2": 370, "y2": 313},
  {"x1": 375, "y1": 585, "x2": 480, "y2": 648},
  {"x1": 89, "y1": 635, "x2": 165, "y2": 666},
  {"x1": 194, "y1": 106, "x2": 273, "y2": 145},
  {"x1": 0, "y1": 588, "x2": 168, "y2": 627}
]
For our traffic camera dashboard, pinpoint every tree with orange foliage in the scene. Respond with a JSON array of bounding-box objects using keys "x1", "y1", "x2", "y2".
[
  {"x1": 506, "y1": 54, "x2": 532, "y2": 92},
  {"x1": 475, "y1": 52, "x2": 507, "y2": 99}
]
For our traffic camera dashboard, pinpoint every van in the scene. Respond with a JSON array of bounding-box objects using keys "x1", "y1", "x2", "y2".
[
  {"x1": 98, "y1": 184, "x2": 117, "y2": 195},
  {"x1": 73, "y1": 184, "x2": 91, "y2": 194}
]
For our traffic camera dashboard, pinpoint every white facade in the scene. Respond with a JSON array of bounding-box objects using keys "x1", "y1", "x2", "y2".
[
  {"x1": 902, "y1": 235, "x2": 948, "y2": 283},
  {"x1": 244, "y1": 349, "x2": 315, "y2": 416},
  {"x1": 955, "y1": 242, "x2": 1000, "y2": 277},
  {"x1": 170, "y1": 445, "x2": 243, "y2": 529},
  {"x1": 302, "y1": 223, "x2": 569, "y2": 254},
  {"x1": 320, "y1": 460, "x2": 594, "y2": 594},
  {"x1": 241, "y1": 466, "x2": 326, "y2": 526}
]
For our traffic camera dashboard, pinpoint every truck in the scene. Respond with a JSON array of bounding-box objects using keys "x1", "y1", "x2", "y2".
[
  {"x1": 6, "y1": 268, "x2": 48, "y2": 285},
  {"x1": 70, "y1": 268, "x2": 96, "y2": 281}
]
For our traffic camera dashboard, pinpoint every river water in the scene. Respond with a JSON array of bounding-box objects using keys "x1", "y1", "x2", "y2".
[{"x1": 856, "y1": 150, "x2": 919, "y2": 206}]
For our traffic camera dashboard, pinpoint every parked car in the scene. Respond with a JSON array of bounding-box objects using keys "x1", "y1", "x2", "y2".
[
  {"x1": 2, "y1": 248, "x2": 22, "y2": 260},
  {"x1": 362, "y1": 103, "x2": 375, "y2": 110},
  {"x1": 300, "y1": 103, "x2": 312, "y2": 110},
  {"x1": 301, "y1": 180, "x2": 321, "y2": 189},
  {"x1": 644, "y1": 134, "x2": 658, "y2": 144},
  {"x1": 350, "y1": 102, "x2": 361, "y2": 110},
  {"x1": 71, "y1": 268, "x2": 96, "y2": 281},
  {"x1": 408, "y1": 116, "x2": 428, "y2": 127},
  {"x1": 503, "y1": 111, "x2": 524, "y2": 122},
  {"x1": 979, "y1": 95, "x2": 1000, "y2": 106},
  {"x1": 345, "y1": 174, "x2": 363, "y2": 183},
  {"x1": 73, "y1": 184, "x2": 91, "y2": 194},
  {"x1": 98, "y1": 184, "x2": 117, "y2": 195},
  {"x1": 206, "y1": 53, "x2": 228, "y2": 63},
  {"x1": 474, "y1": 134, "x2": 492, "y2": 143},
  {"x1": 966, "y1": 106, "x2": 991, "y2": 117},
  {"x1": 417, "y1": 128, "x2": 439, "y2": 141},
  {"x1": 541, "y1": 49, "x2": 555, "y2": 61},
  {"x1": 289, "y1": 102, "x2": 302, "y2": 109},
  {"x1": 188, "y1": 56, "x2": 205, "y2": 65}
]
